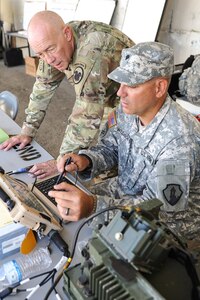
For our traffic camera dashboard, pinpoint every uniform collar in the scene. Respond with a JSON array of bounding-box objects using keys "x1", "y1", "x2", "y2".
[{"x1": 129, "y1": 95, "x2": 172, "y2": 148}]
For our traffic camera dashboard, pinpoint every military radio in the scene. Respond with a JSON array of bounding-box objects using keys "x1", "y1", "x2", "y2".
[{"x1": 63, "y1": 206, "x2": 200, "y2": 300}]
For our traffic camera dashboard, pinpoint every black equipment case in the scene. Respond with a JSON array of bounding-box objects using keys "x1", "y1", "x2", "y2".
[{"x1": 0, "y1": 21, "x2": 24, "y2": 67}]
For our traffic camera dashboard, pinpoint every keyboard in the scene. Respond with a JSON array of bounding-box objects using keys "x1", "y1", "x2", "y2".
[
  {"x1": 34, "y1": 175, "x2": 74, "y2": 206},
  {"x1": 29, "y1": 173, "x2": 92, "y2": 220}
]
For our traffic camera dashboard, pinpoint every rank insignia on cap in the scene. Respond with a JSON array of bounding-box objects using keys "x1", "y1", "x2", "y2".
[
  {"x1": 108, "y1": 110, "x2": 117, "y2": 128},
  {"x1": 163, "y1": 184, "x2": 183, "y2": 206},
  {"x1": 73, "y1": 66, "x2": 84, "y2": 84}
]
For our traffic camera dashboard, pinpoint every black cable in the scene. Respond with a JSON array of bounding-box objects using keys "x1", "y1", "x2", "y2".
[
  {"x1": 24, "y1": 270, "x2": 56, "y2": 300},
  {"x1": 44, "y1": 263, "x2": 81, "y2": 300},
  {"x1": 30, "y1": 176, "x2": 37, "y2": 192},
  {"x1": 6, "y1": 174, "x2": 28, "y2": 187},
  {"x1": 44, "y1": 270, "x2": 63, "y2": 300},
  {"x1": 13, "y1": 271, "x2": 56, "y2": 299},
  {"x1": 43, "y1": 207, "x2": 124, "y2": 300},
  {"x1": 70, "y1": 206, "x2": 123, "y2": 259},
  {"x1": 51, "y1": 274, "x2": 57, "y2": 296},
  {"x1": 43, "y1": 204, "x2": 193, "y2": 300},
  {"x1": 48, "y1": 230, "x2": 70, "y2": 257},
  {"x1": 169, "y1": 247, "x2": 200, "y2": 300},
  {"x1": 159, "y1": 221, "x2": 187, "y2": 250},
  {"x1": 137, "y1": 208, "x2": 188, "y2": 251},
  {"x1": 0, "y1": 269, "x2": 55, "y2": 299},
  {"x1": 5, "y1": 170, "x2": 38, "y2": 191},
  {"x1": 39, "y1": 270, "x2": 56, "y2": 286}
]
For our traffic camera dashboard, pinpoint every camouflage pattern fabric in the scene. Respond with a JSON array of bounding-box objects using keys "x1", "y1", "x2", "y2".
[
  {"x1": 21, "y1": 21, "x2": 134, "y2": 157},
  {"x1": 179, "y1": 55, "x2": 200, "y2": 105},
  {"x1": 78, "y1": 96, "x2": 200, "y2": 243},
  {"x1": 108, "y1": 41, "x2": 174, "y2": 86}
]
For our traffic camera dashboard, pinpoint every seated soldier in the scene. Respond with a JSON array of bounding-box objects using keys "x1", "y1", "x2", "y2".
[{"x1": 49, "y1": 42, "x2": 200, "y2": 256}]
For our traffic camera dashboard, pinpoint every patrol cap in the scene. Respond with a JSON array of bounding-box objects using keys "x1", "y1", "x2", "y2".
[{"x1": 108, "y1": 42, "x2": 174, "y2": 86}]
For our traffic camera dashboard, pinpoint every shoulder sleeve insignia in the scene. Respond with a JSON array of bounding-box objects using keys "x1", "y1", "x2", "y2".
[
  {"x1": 108, "y1": 110, "x2": 117, "y2": 128},
  {"x1": 73, "y1": 66, "x2": 84, "y2": 84},
  {"x1": 163, "y1": 184, "x2": 183, "y2": 206}
]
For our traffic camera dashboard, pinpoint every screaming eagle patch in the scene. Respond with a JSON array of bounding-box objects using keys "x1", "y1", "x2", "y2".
[
  {"x1": 163, "y1": 184, "x2": 183, "y2": 206},
  {"x1": 73, "y1": 66, "x2": 84, "y2": 84}
]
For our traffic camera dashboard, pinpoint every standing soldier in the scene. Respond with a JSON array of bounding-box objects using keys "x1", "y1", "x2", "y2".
[{"x1": 0, "y1": 10, "x2": 134, "y2": 178}]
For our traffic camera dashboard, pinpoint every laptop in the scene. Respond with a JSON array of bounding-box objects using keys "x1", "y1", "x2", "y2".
[
  {"x1": 29, "y1": 172, "x2": 92, "y2": 221},
  {"x1": 0, "y1": 173, "x2": 62, "y2": 235}
]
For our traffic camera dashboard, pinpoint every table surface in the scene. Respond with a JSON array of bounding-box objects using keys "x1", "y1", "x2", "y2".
[
  {"x1": 0, "y1": 109, "x2": 53, "y2": 177},
  {"x1": 5, "y1": 31, "x2": 28, "y2": 39},
  {"x1": 0, "y1": 109, "x2": 92, "y2": 299}
]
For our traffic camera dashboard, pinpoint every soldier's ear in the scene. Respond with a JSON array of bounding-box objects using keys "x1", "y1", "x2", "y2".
[
  {"x1": 155, "y1": 78, "x2": 168, "y2": 97},
  {"x1": 63, "y1": 26, "x2": 73, "y2": 41}
]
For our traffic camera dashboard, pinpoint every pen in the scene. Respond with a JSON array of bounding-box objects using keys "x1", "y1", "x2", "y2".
[
  {"x1": 7, "y1": 165, "x2": 34, "y2": 175},
  {"x1": 56, "y1": 157, "x2": 72, "y2": 184}
]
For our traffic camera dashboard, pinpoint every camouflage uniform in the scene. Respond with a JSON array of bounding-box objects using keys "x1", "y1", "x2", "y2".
[
  {"x1": 179, "y1": 55, "x2": 200, "y2": 105},
  {"x1": 78, "y1": 42, "x2": 200, "y2": 245},
  {"x1": 20, "y1": 21, "x2": 134, "y2": 157}
]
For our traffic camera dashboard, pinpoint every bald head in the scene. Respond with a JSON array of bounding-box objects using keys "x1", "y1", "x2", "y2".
[
  {"x1": 28, "y1": 10, "x2": 65, "y2": 43},
  {"x1": 27, "y1": 10, "x2": 74, "y2": 71}
]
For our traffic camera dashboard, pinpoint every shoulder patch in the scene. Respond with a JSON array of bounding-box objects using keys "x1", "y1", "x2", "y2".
[
  {"x1": 73, "y1": 66, "x2": 84, "y2": 84},
  {"x1": 71, "y1": 58, "x2": 95, "y2": 95},
  {"x1": 108, "y1": 110, "x2": 117, "y2": 128},
  {"x1": 163, "y1": 184, "x2": 183, "y2": 206}
]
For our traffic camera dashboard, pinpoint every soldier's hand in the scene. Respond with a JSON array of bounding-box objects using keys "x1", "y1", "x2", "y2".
[
  {"x1": 57, "y1": 153, "x2": 91, "y2": 173},
  {"x1": 48, "y1": 182, "x2": 95, "y2": 221},
  {"x1": 29, "y1": 159, "x2": 58, "y2": 179},
  {"x1": 0, "y1": 135, "x2": 32, "y2": 151}
]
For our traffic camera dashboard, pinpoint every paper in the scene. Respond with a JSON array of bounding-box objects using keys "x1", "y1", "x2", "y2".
[
  {"x1": 0, "y1": 128, "x2": 9, "y2": 144},
  {"x1": 0, "y1": 201, "x2": 13, "y2": 228}
]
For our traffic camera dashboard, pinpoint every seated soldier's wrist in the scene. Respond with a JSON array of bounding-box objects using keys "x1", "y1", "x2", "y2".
[{"x1": 79, "y1": 154, "x2": 93, "y2": 170}]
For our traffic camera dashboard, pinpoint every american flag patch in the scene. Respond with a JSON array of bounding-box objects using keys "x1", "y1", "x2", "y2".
[
  {"x1": 108, "y1": 110, "x2": 117, "y2": 128},
  {"x1": 196, "y1": 114, "x2": 200, "y2": 122}
]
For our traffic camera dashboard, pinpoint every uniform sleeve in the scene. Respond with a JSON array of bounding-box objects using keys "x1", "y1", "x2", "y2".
[
  {"x1": 77, "y1": 112, "x2": 120, "y2": 180},
  {"x1": 21, "y1": 60, "x2": 65, "y2": 137},
  {"x1": 88, "y1": 141, "x2": 198, "y2": 231},
  {"x1": 59, "y1": 97, "x2": 105, "y2": 155},
  {"x1": 89, "y1": 157, "x2": 193, "y2": 228},
  {"x1": 58, "y1": 46, "x2": 120, "y2": 156}
]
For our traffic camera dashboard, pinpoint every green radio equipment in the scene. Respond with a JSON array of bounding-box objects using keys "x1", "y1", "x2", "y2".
[{"x1": 63, "y1": 205, "x2": 200, "y2": 300}]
